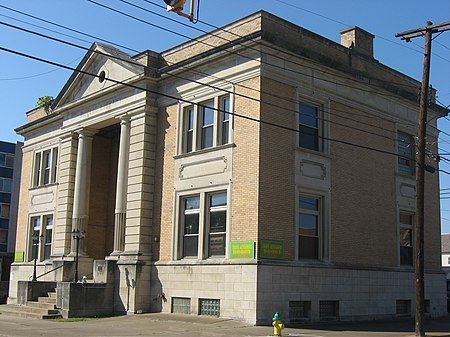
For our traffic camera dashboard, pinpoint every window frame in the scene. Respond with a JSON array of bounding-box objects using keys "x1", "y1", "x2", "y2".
[
  {"x1": 179, "y1": 94, "x2": 233, "y2": 155},
  {"x1": 28, "y1": 214, "x2": 53, "y2": 262},
  {"x1": 176, "y1": 189, "x2": 229, "y2": 260},
  {"x1": 397, "y1": 131, "x2": 415, "y2": 176},
  {"x1": 32, "y1": 147, "x2": 59, "y2": 188},
  {"x1": 0, "y1": 177, "x2": 12, "y2": 193},
  {"x1": 0, "y1": 203, "x2": 10, "y2": 219},
  {"x1": 0, "y1": 152, "x2": 14, "y2": 168},
  {"x1": 298, "y1": 101, "x2": 322, "y2": 152},
  {"x1": 399, "y1": 211, "x2": 414, "y2": 266}
]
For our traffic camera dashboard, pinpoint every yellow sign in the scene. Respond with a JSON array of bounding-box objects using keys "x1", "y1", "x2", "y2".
[
  {"x1": 259, "y1": 240, "x2": 285, "y2": 259},
  {"x1": 14, "y1": 251, "x2": 24, "y2": 262},
  {"x1": 230, "y1": 241, "x2": 255, "y2": 259}
]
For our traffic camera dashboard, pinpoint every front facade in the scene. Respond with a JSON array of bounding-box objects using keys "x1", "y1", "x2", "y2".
[{"x1": 9, "y1": 12, "x2": 447, "y2": 323}]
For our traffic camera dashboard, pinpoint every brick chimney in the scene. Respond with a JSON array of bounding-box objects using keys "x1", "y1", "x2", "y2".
[{"x1": 340, "y1": 26, "x2": 375, "y2": 58}]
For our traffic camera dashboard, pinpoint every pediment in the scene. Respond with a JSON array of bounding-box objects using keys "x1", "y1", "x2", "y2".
[{"x1": 53, "y1": 43, "x2": 143, "y2": 109}]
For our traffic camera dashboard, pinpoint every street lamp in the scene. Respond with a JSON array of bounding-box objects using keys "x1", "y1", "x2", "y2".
[
  {"x1": 31, "y1": 233, "x2": 43, "y2": 282},
  {"x1": 72, "y1": 229, "x2": 85, "y2": 282}
]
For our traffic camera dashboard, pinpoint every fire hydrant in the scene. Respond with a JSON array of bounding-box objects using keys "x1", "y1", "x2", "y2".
[{"x1": 272, "y1": 312, "x2": 285, "y2": 336}]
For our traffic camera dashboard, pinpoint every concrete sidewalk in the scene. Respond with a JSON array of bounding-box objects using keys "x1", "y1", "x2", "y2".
[{"x1": 0, "y1": 311, "x2": 449, "y2": 337}]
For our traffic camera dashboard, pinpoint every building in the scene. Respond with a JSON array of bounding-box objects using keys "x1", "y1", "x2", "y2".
[
  {"x1": 7, "y1": 11, "x2": 448, "y2": 323},
  {"x1": 0, "y1": 140, "x2": 22, "y2": 303}
]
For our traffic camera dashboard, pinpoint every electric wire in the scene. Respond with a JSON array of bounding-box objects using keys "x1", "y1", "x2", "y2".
[
  {"x1": 1, "y1": 4, "x2": 447, "y2": 146},
  {"x1": 89, "y1": 0, "x2": 426, "y2": 100},
  {"x1": 0, "y1": 18, "x2": 412, "y2": 144},
  {"x1": 2, "y1": 2, "x2": 447, "y2": 138},
  {"x1": 0, "y1": 45, "x2": 413, "y2": 161}
]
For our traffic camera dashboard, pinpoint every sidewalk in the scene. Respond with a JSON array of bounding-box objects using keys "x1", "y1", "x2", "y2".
[{"x1": 0, "y1": 311, "x2": 449, "y2": 337}]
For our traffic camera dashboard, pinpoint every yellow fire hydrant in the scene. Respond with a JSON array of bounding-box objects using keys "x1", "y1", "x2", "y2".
[{"x1": 272, "y1": 312, "x2": 285, "y2": 336}]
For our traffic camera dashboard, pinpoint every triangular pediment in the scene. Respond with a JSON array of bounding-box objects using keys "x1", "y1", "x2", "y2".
[{"x1": 53, "y1": 43, "x2": 143, "y2": 109}]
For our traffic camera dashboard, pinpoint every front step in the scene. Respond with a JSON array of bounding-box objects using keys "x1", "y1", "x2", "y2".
[{"x1": 0, "y1": 291, "x2": 62, "y2": 319}]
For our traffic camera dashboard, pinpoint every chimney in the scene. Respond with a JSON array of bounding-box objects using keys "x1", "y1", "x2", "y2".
[{"x1": 340, "y1": 26, "x2": 375, "y2": 58}]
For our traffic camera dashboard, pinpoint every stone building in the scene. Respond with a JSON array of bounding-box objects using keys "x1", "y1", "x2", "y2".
[{"x1": 7, "y1": 11, "x2": 448, "y2": 323}]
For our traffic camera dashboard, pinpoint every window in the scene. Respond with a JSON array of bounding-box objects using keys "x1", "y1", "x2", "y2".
[
  {"x1": 0, "y1": 178, "x2": 12, "y2": 193},
  {"x1": 172, "y1": 297, "x2": 191, "y2": 314},
  {"x1": 396, "y1": 299, "x2": 411, "y2": 317},
  {"x1": 0, "y1": 203, "x2": 10, "y2": 219},
  {"x1": 289, "y1": 301, "x2": 311, "y2": 322},
  {"x1": 199, "y1": 299, "x2": 220, "y2": 317},
  {"x1": 398, "y1": 131, "x2": 415, "y2": 175},
  {"x1": 181, "y1": 95, "x2": 231, "y2": 154},
  {"x1": 299, "y1": 102, "x2": 320, "y2": 151},
  {"x1": 0, "y1": 229, "x2": 7, "y2": 252},
  {"x1": 33, "y1": 147, "x2": 58, "y2": 187},
  {"x1": 0, "y1": 152, "x2": 14, "y2": 168},
  {"x1": 319, "y1": 301, "x2": 339, "y2": 321},
  {"x1": 298, "y1": 195, "x2": 321, "y2": 260},
  {"x1": 399, "y1": 212, "x2": 413, "y2": 266},
  {"x1": 179, "y1": 191, "x2": 228, "y2": 259},
  {"x1": 29, "y1": 214, "x2": 53, "y2": 261}
]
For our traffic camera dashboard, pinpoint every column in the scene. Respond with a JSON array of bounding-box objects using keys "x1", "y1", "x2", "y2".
[
  {"x1": 113, "y1": 116, "x2": 130, "y2": 254},
  {"x1": 70, "y1": 128, "x2": 96, "y2": 256}
]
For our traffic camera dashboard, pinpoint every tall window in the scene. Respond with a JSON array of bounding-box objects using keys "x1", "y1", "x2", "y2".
[
  {"x1": 181, "y1": 95, "x2": 231, "y2": 154},
  {"x1": 29, "y1": 214, "x2": 53, "y2": 261},
  {"x1": 0, "y1": 152, "x2": 14, "y2": 168},
  {"x1": 399, "y1": 211, "x2": 413, "y2": 266},
  {"x1": 298, "y1": 195, "x2": 321, "y2": 259},
  {"x1": 398, "y1": 131, "x2": 415, "y2": 176},
  {"x1": 33, "y1": 147, "x2": 58, "y2": 187},
  {"x1": 299, "y1": 102, "x2": 320, "y2": 151},
  {"x1": 179, "y1": 191, "x2": 228, "y2": 259}
]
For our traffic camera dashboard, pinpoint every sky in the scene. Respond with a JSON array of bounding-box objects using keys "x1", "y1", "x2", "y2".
[{"x1": 0, "y1": 0, "x2": 449, "y2": 231}]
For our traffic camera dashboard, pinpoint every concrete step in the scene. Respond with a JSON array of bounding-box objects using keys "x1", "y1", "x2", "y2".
[
  {"x1": 48, "y1": 291, "x2": 57, "y2": 299},
  {"x1": 0, "y1": 304, "x2": 62, "y2": 320},
  {"x1": 37, "y1": 296, "x2": 56, "y2": 304},
  {"x1": 25, "y1": 301, "x2": 57, "y2": 310}
]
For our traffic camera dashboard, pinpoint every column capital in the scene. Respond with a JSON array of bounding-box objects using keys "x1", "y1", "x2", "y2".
[
  {"x1": 76, "y1": 127, "x2": 98, "y2": 139},
  {"x1": 116, "y1": 114, "x2": 131, "y2": 123}
]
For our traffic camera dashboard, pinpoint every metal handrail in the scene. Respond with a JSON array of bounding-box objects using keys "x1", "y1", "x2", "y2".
[{"x1": 34, "y1": 262, "x2": 67, "y2": 281}]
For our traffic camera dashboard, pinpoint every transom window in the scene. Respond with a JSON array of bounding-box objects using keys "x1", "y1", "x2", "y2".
[
  {"x1": 181, "y1": 95, "x2": 231, "y2": 154},
  {"x1": 298, "y1": 194, "x2": 321, "y2": 260},
  {"x1": 0, "y1": 152, "x2": 14, "y2": 168},
  {"x1": 399, "y1": 211, "x2": 413, "y2": 266},
  {"x1": 33, "y1": 147, "x2": 58, "y2": 187},
  {"x1": 179, "y1": 191, "x2": 228, "y2": 259},
  {"x1": 29, "y1": 214, "x2": 53, "y2": 261},
  {"x1": 397, "y1": 131, "x2": 415, "y2": 176},
  {"x1": 299, "y1": 102, "x2": 321, "y2": 151}
]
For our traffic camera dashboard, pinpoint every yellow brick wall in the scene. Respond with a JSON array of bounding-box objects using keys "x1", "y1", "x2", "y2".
[
  {"x1": 230, "y1": 77, "x2": 261, "y2": 244},
  {"x1": 330, "y1": 101, "x2": 397, "y2": 266},
  {"x1": 155, "y1": 104, "x2": 178, "y2": 261},
  {"x1": 258, "y1": 77, "x2": 296, "y2": 259},
  {"x1": 15, "y1": 149, "x2": 32, "y2": 255}
]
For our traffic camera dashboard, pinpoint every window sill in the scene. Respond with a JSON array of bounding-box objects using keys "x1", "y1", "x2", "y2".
[
  {"x1": 29, "y1": 182, "x2": 58, "y2": 191},
  {"x1": 174, "y1": 143, "x2": 235, "y2": 160},
  {"x1": 295, "y1": 146, "x2": 331, "y2": 158}
]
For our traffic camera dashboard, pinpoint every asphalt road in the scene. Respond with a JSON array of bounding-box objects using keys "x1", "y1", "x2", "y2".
[{"x1": 0, "y1": 312, "x2": 449, "y2": 337}]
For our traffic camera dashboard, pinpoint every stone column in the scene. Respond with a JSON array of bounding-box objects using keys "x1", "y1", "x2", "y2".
[
  {"x1": 113, "y1": 116, "x2": 131, "y2": 254},
  {"x1": 70, "y1": 128, "x2": 96, "y2": 256}
]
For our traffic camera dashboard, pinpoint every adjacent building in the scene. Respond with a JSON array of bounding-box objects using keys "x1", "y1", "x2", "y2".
[
  {"x1": 0, "y1": 140, "x2": 22, "y2": 303},
  {"x1": 8, "y1": 11, "x2": 448, "y2": 323}
]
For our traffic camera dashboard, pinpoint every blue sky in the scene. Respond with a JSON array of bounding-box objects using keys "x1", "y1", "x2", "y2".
[{"x1": 1, "y1": 0, "x2": 449, "y2": 231}]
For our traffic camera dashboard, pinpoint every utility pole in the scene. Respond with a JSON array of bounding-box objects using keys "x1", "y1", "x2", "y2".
[{"x1": 396, "y1": 21, "x2": 450, "y2": 337}]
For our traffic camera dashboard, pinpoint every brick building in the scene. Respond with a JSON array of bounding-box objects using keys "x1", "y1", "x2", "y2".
[{"x1": 7, "y1": 11, "x2": 448, "y2": 323}]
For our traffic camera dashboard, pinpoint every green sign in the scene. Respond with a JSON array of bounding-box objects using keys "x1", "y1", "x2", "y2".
[
  {"x1": 259, "y1": 240, "x2": 285, "y2": 259},
  {"x1": 230, "y1": 241, "x2": 255, "y2": 259},
  {"x1": 14, "y1": 251, "x2": 24, "y2": 262}
]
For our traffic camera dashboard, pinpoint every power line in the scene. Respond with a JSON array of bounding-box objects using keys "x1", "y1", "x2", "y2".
[
  {"x1": 0, "y1": 45, "x2": 412, "y2": 161},
  {"x1": 0, "y1": 17, "x2": 414, "y2": 144},
  {"x1": 2, "y1": 2, "x2": 447, "y2": 139}
]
